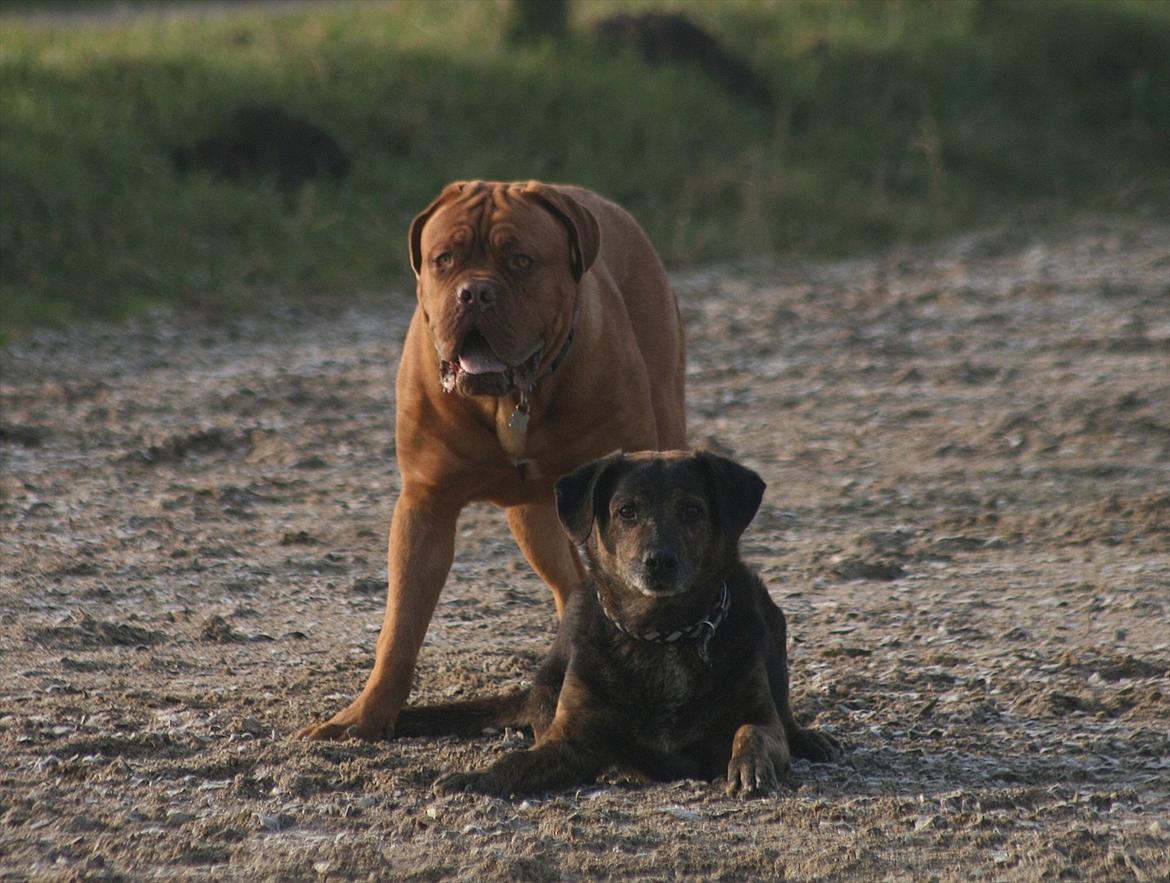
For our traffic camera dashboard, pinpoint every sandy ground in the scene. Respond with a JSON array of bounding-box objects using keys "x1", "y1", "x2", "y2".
[{"x1": 1, "y1": 222, "x2": 1168, "y2": 882}]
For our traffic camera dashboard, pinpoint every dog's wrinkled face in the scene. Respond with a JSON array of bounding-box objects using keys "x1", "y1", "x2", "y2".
[
  {"x1": 409, "y1": 181, "x2": 599, "y2": 398},
  {"x1": 556, "y1": 451, "x2": 766, "y2": 601}
]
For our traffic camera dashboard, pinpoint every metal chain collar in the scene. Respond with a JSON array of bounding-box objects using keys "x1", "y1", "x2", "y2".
[
  {"x1": 508, "y1": 312, "x2": 577, "y2": 433},
  {"x1": 596, "y1": 582, "x2": 731, "y2": 665}
]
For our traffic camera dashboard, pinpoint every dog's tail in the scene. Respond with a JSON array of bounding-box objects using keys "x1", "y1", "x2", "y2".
[{"x1": 395, "y1": 688, "x2": 531, "y2": 738}]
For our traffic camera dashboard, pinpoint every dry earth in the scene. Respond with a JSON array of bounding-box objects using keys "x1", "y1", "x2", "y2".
[{"x1": 1, "y1": 223, "x2": 1168, "y2": 882}]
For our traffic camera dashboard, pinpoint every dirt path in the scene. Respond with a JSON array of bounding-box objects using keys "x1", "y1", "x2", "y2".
[{"x1": 2, "y1": 223, "x2": 1168, "y2": 882}]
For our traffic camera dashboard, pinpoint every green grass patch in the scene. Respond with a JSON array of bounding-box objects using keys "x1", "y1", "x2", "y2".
[{"x1": 1, "y1": 0, "x2": 1167, "y2": 332}]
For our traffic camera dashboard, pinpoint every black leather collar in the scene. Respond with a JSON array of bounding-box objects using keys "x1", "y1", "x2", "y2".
[
  {"x1": 508, "y1": 313, "x2": 576, "y2": 433},
  {"x1": 596, "y1": 582, "x2": 731, "y2": 665}
]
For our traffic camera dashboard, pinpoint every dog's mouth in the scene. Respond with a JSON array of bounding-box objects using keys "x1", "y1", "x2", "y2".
[
  {"x1": 634, "y1": 581, "x2": 689, "y2": 599},
  {"x1": 439, "y1": 330, "x2": 544, "y2": 397},
  {"x1": 622, "y1": 566, "x2": 690, "y2": 599}
]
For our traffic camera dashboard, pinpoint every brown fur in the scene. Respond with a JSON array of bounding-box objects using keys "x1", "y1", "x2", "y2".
[
  {"x1": 298, "y1": 182, "x2": 686, "y2": 741},
  {"x1": 396, "y1": 451, "x2": 843, "y2": 798}
]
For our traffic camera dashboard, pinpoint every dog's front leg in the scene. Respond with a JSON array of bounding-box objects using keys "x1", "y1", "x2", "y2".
[
  {"x1": 298, "y1": 486, "x2": 460, "y2": 741},
  {"x1": 434, "y1": 738, "x2": 603, "y2": 799},
  {"x1": 725, "y1": 723, "x2": 791, "y2": 797}
]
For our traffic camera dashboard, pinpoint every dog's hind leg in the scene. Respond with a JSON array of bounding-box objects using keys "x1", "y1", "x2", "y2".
[
  {"x1": 520, "y1": 622, "x2": 573, "y2": 738},
  {"x1": 395, "y1": 689, "x2": 531, "y2": 737},
  {"x1": 762, "y1": 595, "x2": 844, "y2": 763},
  {"x1": 396, "y1": 657, "x2": 567, "y2": 741},
  {"x1": 397, "y1": 614, "x2": 573, "y2": 739},
  {"x1": 433, "y1": 738, "x2": 603, "y2": 798}
]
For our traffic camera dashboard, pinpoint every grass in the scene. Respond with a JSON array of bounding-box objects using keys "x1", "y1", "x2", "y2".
[{"x1": 1, "y1": 0, "x2": 1167, "y2": 332}]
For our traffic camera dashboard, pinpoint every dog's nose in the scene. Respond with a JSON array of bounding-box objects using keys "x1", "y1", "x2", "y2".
[
  {"x1": 642, "y1": 549, "x2": 679, "y2": 576},
  {"x1": 456, "y1": 279, "x2": 498, "y2": 309}
]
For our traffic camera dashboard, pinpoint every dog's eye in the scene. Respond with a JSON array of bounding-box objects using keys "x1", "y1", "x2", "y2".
[
  {"x1": 510, "y1": 254, "x2": 533, "y2": 271},
  {"x1": 682, "y1": 502, "x2": 704, "y2": 521},
  {"x1": 617, "y1": 504, "x2": 637, "y2": 522},
  {"x1": 433, "y1": 252, "x2": 454, "y2": 270}
]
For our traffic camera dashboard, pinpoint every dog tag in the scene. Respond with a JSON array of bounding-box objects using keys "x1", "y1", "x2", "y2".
[{"x1": 508, "y1": 405, "x2": 529, "y2": 433}]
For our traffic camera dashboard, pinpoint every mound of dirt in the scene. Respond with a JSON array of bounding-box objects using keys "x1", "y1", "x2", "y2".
[
  {"x1": 171, "y1": 104, "x2": 350, "y2": 191},
  {"x1": 595, "y1": 12, "x2": 773, "y2": 106}
]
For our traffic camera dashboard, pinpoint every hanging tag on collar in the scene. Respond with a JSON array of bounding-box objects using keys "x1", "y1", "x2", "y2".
[
  {"x1": 695, "y1": 622, "x2": 715, "y2": 665},
  {"x1": 508, "y1": 391, "x2": 530, "y2": 433}
]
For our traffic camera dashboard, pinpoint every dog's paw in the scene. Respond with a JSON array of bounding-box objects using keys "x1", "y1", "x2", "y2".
[
  {"x1": 725, "y1": 751, "x2": 783, "y2": 798},
  {"x1": 789, "y1": 726, "x2": 844, "y2": 763},
  {"x1": 433, "y1": 770, "x2": 505, "y2": 798},
  {"x1": 295, "y1": 698, "x2": 394, "y2": 742}
]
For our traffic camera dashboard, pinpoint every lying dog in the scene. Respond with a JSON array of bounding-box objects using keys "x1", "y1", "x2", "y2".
[{"x1": 397, "y1": 451, "x2": 842, "y2": 797}]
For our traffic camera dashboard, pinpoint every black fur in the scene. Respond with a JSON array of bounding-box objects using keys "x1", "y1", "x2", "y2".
[{"x1": 397, "y1": 451, "x2": 842, "y2": 798}]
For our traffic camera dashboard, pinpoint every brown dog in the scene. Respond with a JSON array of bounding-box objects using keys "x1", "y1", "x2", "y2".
[
  {"x1": 395, "y1": 451, "x2": 843, "y2": 797},
  {"x1": 298, "y1": 182, "x2": 686, "y2": 741}
]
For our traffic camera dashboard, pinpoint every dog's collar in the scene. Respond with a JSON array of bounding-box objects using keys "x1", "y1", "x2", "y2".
[
  {"x1": 508, "y1": 311, "x2": 577, "y2": 434},
  {"x1": 544, "y1": 314, "x2": 576, "y2": 378},
  {"x1": 596, "y1": 582, "x2": 731, "y2": 665}
]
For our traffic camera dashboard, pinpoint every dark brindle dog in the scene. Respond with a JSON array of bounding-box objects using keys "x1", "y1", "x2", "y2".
[{"x1": 397, "y1": 451, "x2": 842, "y2": 797}]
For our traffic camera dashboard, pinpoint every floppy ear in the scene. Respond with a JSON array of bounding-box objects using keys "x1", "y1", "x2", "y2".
[
  {"x1": 408, "y1": 182, "x2": 469, "y2": 277},
  {"x1": 555, "y1": 452, "x2": 625, "y2": 545},
  {"x1": 521, "y1": 182, "x2": 601, "y2": 281},
  {"x1": 696, "y1": 452, "x2": 766, "y2": 544}
]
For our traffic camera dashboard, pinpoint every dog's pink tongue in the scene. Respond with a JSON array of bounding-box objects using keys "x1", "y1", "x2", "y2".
[{"x1": 459, "y1": 346, "x2": 507, "y2": 375}]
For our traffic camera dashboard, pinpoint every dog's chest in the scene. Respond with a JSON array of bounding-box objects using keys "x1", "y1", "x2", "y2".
[{"x1": 623, "y1": 648, "x2": 708, "y2": 751}]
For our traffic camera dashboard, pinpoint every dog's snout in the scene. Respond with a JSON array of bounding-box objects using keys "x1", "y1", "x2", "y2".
[
  {"x1": 456, "y1": 279, "x2": 499, "y2": 309},
  {"x1": 642, "y1": 548, "x2": 679, "y2": 576}
]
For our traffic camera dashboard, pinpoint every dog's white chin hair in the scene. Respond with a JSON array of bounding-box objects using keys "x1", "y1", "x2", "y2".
[{"x1": 631, "y1": 579, "x2": 688, "y2": 599}]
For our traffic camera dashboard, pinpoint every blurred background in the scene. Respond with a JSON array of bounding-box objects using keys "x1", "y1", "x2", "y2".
[{"x1": 1, "y1": 0, "x2": 1167, "y2": 332}]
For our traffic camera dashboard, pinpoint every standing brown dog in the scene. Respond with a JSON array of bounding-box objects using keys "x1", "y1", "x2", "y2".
[
  {"x1": 395, "y1": 451, "x2": 843, "y2": 797},
  {"x1": 298, "y1": 181, "x2": 686, "y2": 741}
]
